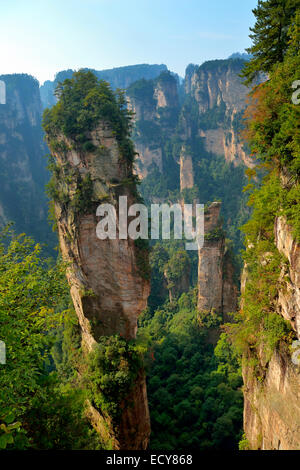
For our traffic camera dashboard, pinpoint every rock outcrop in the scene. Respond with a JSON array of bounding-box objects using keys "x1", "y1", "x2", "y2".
[
  {"x1": 0, "y1": 74, "x2": 53, "y2": 247},
  {"x1": 127, "y1": 71, "x2": 179, "y2": 178},
  {"x1": 179, "y1": 145, "x2": 194, "y2": 191},
  {"x1": 184, "y1": 59, "x2": 254, "y2": 168},
  {"x1": 198, "y1": 202, "x2": 238, "y2": 316},
  {"x1": 243, "y1": 346, "x2": 300, "y2": 450},
  {"x1": 243, "y1": 216, "x2": 300, "y2": 450},
  {"x1": 45, "y1": 78, "x2": 151, "y2": 449}
]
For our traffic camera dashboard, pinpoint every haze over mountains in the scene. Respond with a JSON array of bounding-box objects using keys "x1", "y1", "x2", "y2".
[{"x1": 0, "y1": 55, "x2": 252, "y2": 253}]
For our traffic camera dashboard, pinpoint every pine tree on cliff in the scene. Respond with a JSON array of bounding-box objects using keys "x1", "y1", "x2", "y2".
[{"x1": 242, "y1": 0, "x2": 299, "y2": 83}]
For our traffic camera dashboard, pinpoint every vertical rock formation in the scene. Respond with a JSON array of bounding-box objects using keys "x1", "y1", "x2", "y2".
[
  {"x1": 127, "y1": 71, "x2": 179, "y2": 178},
  {"x1": 43, "y1": 72, "x2": 150, "y2": 450},
  {"x1": 0, "y1": 74, "x2": 53, "y2": 248},
  {"x1": 243, "y1": 216, "x2": 300, "y2": 450},
  {"x1": 179, "y1": 145, "x2": 194, "y2": 191},
  {"x1": 198, "y1": 202, "x2": 238, "y2": 316},
  {"x1": 184, "y1": 59, "x2": 255, "y2": 168},
  {"x1": 127, "y1": 60, "x2": 253, "y2": 256}
]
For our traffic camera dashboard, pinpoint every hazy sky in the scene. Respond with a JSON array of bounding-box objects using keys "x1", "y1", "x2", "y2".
[{"x1": 1, "y1": 0, "x2": 258, "y2": 84}]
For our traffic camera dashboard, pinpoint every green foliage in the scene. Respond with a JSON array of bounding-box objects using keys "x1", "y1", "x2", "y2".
[
  {"x1": 244, "y1": 41, "x2": 300, "y2": 177},
  {"x1": 43, "y1": 70, "x2": 135, "y2": 163},
  {"x1": 205, "y1": 227, "x2": 225, "y2": 241},
  {"x1": 134, "y1": 238, "x2": 151, "y2": 280},
  {"x1": 239, "y1": 434, "x2": 251, "y2": 450},
  {"x1": 242, "y1": 0, "x2": 299, "y2": 83},
  {"x1": 70, "y1": 173, "x2": 94, "y2": 214},
  {"x1": 164, "y1": 250, "x2": 190, "y2": 289},
  {"x1": 127, "y1": 78, "x2": 155, "y2": 105},
  {"x1": 83, "y1": 336, "x2": 144, "y2": 422},
  {"x1": 0, "y1": 228, "x2": 100, "y2": 449},
  {"x1": 138, "y1": 292, "x2": 243, "y2": 450},
  {"x1": 227, "y1": 172, "x2": 292, "y2": 363},
  {"x1": 25, "y1": 376, "x2": 102, "y2": 450},
  {"x1": 51, "y1": 309, "x2": 82, "y2": 383},
  {"x1": 228, "y1": 21, "x2": 300, "y2": 369},
  {"x1": 0, "y1": 411, "x2": 24, "y2": 450},
  {"x1": 242, "y1": 18, "x2": 300, "y2": 238},
  {"x1": 198, "y1": 101, "x2": 227, "y2": 130}
]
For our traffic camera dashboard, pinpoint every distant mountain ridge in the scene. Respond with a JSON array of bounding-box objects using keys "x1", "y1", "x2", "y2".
[{"x1": 40, "y1": 63, "x2": 168, "y2": 108}]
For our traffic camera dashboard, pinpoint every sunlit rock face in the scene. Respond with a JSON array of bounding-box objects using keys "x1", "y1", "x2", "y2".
[
  {"x1": 127, "y1": 71, "x2": 180, "y2": 178},
  {"x1": 243, "y1": 215, "x2": 300, "y2": 450},
  {"x1": 46, "y1": 120, "x2": 151, "y2": 450},
  {"x1": 197, "y1": 202, "x2": 238, "y2": 317},
  {"x1": 184, "y1": 59, "x2": 255, "y2": 168},
  {"x1": 179, "y1": 145, "x2": 194, "y2": 191}
]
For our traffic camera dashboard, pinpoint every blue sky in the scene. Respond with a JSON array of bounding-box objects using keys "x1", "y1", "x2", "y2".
[{"x1": 1, "y1": 0, "x2": 258, "y2": 84}]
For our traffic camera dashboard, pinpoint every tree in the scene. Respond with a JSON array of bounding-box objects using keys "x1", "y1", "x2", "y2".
[
  {"x1": 242, "y1": 0, "x2": 299, "y2": 83},
  {"x1": 0, "y1": 229, "x2": 100, "y2": 449}
]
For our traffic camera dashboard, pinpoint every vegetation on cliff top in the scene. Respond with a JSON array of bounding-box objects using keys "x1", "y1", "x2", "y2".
[
  {"x1": 43, "y1": 70, "x2": 136, "y2": 163},
  {"x1": 228, "y1": 4, "x2": 300, "y2": 372},
  {"x1": 43, "y1": 70, "x2": 141, "y2": 218},
  {"x1": 83, "y1": 336, "x2": 145, "y2": 422}
]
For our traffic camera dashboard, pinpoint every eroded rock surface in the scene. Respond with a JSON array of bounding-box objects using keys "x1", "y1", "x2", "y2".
[
  {"x1": 243, "y1": 216, "x2": 300, "y2": 450},
  {"x1": 47, "y1": 120, "x2": 151, "y2": 450},
  {"x1": 197, "y1": 202, "x2": 238, "y2": 316}
]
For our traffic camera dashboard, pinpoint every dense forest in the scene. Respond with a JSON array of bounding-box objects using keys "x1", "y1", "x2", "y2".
[{"x1": 0, "y1": 0, "x2": 299, "y2": 451}]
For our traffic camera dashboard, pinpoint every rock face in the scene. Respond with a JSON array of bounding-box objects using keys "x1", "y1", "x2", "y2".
[
  {"x1": 129, "y1": 59, "x2": 257, "y2": 183},
  {"x1": 243, "y1": 216, "x2": 300, "y2": 450},
  {"x1": 184, "y1": 59, "x2": 254, "y2": 168},
  {"x1": 127, "y1": 71, "x2": 179, "y2": 178},
  {"x1": 179, "y1": 145, "x2": 194, "y2": 191},
  {"x1": 46, "y1": 120, "x2": 151, "y2": 449},
  {"x1": 243, "y1": 347, "x2": 300, "y2": 450},
  {"x1": 198, "y1": 202, "x2": 238, "y2": 316},
  {"x1": 0, "y1": 74, "x2": 53, "y2": 247},
  {"x1": 275, "y1": 216, "x2": 300, "y2": 336}
]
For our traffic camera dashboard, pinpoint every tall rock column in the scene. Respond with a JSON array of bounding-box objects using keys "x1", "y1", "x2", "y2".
[
  {"x1": 43, "y1": 71, "x2": 150, "y2": 450},
  {"x1": 198, "y1": 202, "x2": 238, "y2": 316}
]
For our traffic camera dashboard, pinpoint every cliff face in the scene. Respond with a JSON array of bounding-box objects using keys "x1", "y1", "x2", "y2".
[
  {"x1": 179, "y1": 145, "x2": 194, "y2": 191},
  {"x1": 243, "y1": 216, "x2": 300, "y2": 450},
  {"x1": 127, "y1": 71, "x2": 179, "y2": 178},
  {"x1": 129, "y1": 59, "x2": 254, "y2": 185},
  {"x1": 128, "y1": 59, "x2": 251, "y2": 254},
  {"x1": 184, "y1": 59, "x2": 254, "y2": 168},
  {"x1": 0, "y1": 74, "x2": 53, "y2": 247},
  {"x1": 45, "y1": 87, "x2": 151, "y2": 448},
  {"x1": 198, "y1": 202, "x2": 238, "y2": 317}
]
